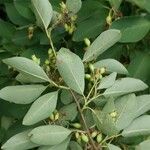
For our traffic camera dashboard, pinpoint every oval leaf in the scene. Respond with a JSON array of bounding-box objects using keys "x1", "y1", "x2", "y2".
[
  {"x1": 56, "y1": 48, "x2": 85, "y2": 94},
  {"x1": 110, "y1": 16, "x2": 150, "y2": 43},
  {"x1": 136, "y1": 139, "x2": 150, "y2": 150},
  {"x1": 31, "y1": 0, "x2": 53, "y2": 29},
  {"x1": 0, "y1": 85, "x2": 46, "y2": 104},
  {"x1": 122, "y1": 115, "x2": 150, "y2": 137},
  {"x1": 98, "y1": 72, "x2": 117, "y2": 89},
  {"x1": 94, "y1": 59, "x2": 128, "y2": 75},
  {"x1": 3, "y1": 57, "x2": 50, "y2": 83},
  {"x1": 83, "y1": 29, "x2": 121, "y2": 62},
  {"x1": 29, "y1": 125, "x2": 71, "y2": 145},
  {"x1": 115, "y1": 94, "x2": 137, "y2": 130},
  {"x1": 103, "y1": 78, "x2": 148, "y2": 97},
  {"x1": 1, "y1": 130, "x2": 38, "y2": 150},
  {"x1": 66, "y1": 0, "x2": 82, "y2": 14},
  {"x1": 107, "y1": 144, "x2": 121, "y2": 150},
  {"x1": 135, "y1": 95, "x2": 150, "y2": 118},
  {"x1": 23, "y1": 91, "x2": 58, "y2": 125}
]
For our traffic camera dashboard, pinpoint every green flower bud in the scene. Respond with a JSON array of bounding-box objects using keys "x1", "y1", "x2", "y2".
[
  {"x1": 75, "y1": 132, "x2": 80, "y2": 139},
  {"x1": 48, "y1": 49, "x2": 53, "y2": 55},
  {"x1": 85, "y1": 74, "x2": 91, "y2": 80},
  {"x1": 71, "y1": 123, "x2": 82, "y2": 129},
  {"x1": 84, "y1": 38, "x2": 91, "y2": 47},
  {"x1": 45, "y1": 59, "x2": 50, "y2": 65},
  {"x1": 100, "y1": 67, "x2": 106, "y2": 74},
  {"x1": 49, "y1": 113, "x2": 55, "y2": 121},
  {"x1": 64, "y1": 23, "x2": 69, "y2": 32},
  {"x1": 89, "y1": 64, "x2": 95, "y2": 72},
  {"x1": 91, "y1": 131, "x2": 98, "y2": 138},
  {"x1": 81, "y1": 133, "x2": 89, "y2": 143},
  {"x1": 31, "y1": 55, "x2": 40, "y2": 65},
  {"x1": 71, "y1": 15, "x2": 77, "y2": 21},
  {"x1": 54, "y1": 112, "x2": 59, "y2": 121},
  {"x1": 99, "y1": 74, "x2": 103, "y2": 80},
  {"x1": 110, "y1": 111, "x2": 117, "y2": 118},
  {"x1": 106, "y1": 15, "x2": 112, "y2": 25},
  {"x1": 96, "y1": 133, "x2": 102, "y2": 143}
]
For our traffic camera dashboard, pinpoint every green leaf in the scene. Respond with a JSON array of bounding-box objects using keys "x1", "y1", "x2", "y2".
[
  {"x1": 83, "y1": 29, "x2": 121, "y2": 62},
  {"x1": 110, "y1": 16, "x2": 150, "y2": 43},
  {"x1": 66, "y1": 0, "x2": 82, "y2": 14},
  {"x1": 3, "y1": 57, "x2": 50, "y2": 83},
  {"x1": 128, "y1": 51, "x2": 150, "y2": 84},
  {"x1": 115, "y1": 94, "x2": 137, "y2": 130},
  {"x1": 14, "y1": 0, "x2": 35, "y2": 22},
  {"x1": 122, "y1": 115, "x2": 150, "y2": 137},
  {"x1": 103, "y1": 78, "x2": 148, "y2": 97},
  {"x1": 0, "y1": 19, "x2": 16, "y2": 39},
  {"x1": 108, "y1": 0, "x2": 122, "y2": 10},
  {"x1": 60, "y1": 90, "x2": 73, "y2": 105},
  {"x1": 107, "y1": 144, "x2": 121, "y2": 150},
  {"x1": 0, "y1": 85, "x2": 46, "y2": 104},
  {"x1": 23, "y1": 91, "x2": 58, "y2": 125},
  {"x1": 93, "y1": 99, "x2": 119, "y2": 136},
  {"x1": 98, "y1": 72, "x2": 117, "y2": 89},
  {"x1": 128, "y1": 0, "x2": 150, "y2": 13},
  {"x1": 31, "y1": 0, "x2": 53, "y2": 29},
  {"x1": 5, "y1": 3, "x2": 30, "y2": 26},
  {"x1": 29, "y1": 125, "x2": 72, "y2": 145},
  {"x1": 136, "y1": 139, "x2": 150, "y2": 150},
  {"x1": 72, "y1": 0, "x2": 108, "y2": 42},
  {"x1": 57, "y1": 48, "x2": 85, "y2": 94},
  {"x1": 1, "y1": 130, "x2": 38, "y2": 150},
  {"x1": 60, "y1": 103, "x2": 78, "y2": 121},
  {"x1": 69, "y1": 141, "x2": 83, "y2": 150},
  {"x1": 135, "y1": 95, "x2": 150, "y2": 118},
  {"x1": 38, "y1": 136, "x2": 70, "y2": 150},
  {"x1": 94, "y1": 59, "x2": 128, "y2": 75}
]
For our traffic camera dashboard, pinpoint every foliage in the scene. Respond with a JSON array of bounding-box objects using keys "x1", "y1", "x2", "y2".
[{"x1": 0, "y1": 0, "x2": 150, "y2": 150}]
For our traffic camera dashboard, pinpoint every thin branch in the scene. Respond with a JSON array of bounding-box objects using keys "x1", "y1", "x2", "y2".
[{"x1": 70, "y1": 90, "x2": 99, "y2": 150}]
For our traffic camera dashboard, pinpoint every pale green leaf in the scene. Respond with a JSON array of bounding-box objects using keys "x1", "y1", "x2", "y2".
[
  {"x1": 29, "y1": 125, "x2": 71, "y2": 145},
  {"x1": 38, "y1": 137, "x2": 70, "y2": 150},
  {"x1": 60, "y1": 90, "x2": 73, "y2": 105},
  {"x1": 69, "y1": 141, "x2": 83, "y2": 150},
  {"x1": 66, "y1": 0, "x2": 82, "y2": 14},
  {"x1": 103, "y1": 78, "x2": 148, "y2": 97},
  {"x1": 23, "y1": 92, "x2": 58, "y2": 125},
  {"x1": 56, "y1": 48, "x2": 85, "y2": 94},
  {"x1": 3, "y1": 57, "x2": 50, "y2": 83},
  {"x1": 136, "y1": 139, "x2": 150, "y2": 150},
  {"x1": 98, "y1": 72, "x2": 117, "y2": 89},
  {"x1": 94, "y1": 59, "x2": 128, "y2": 75},
  {"x1": 122, "y1": 115, "x2": 150, "y2": 137},
  {"x1": 110, "y1": 16, "x2": 150, "y2": 43},
  {"x1": 135, "y1": 95, "x2": 150, "y2": 118},
  {"x1": 0, "y1": 85, "x2": 47, "y2": 104},
  {"x1": 115, "y1": 94, "x2": 137, "y2": 130},
  {"x1": 31, "y1": 0, "x2": 53, "y2": 29},
  {"x1": 1, "y1": 130, "x2": 38, "y2": 150},
  {"x1": 83, "y1": 29, "x2": 121, "y2": 62},
  {"x1": 128, "y1": 0, "x2": 150, "y2": 13}
]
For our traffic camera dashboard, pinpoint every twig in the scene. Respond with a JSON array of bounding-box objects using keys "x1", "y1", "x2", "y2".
[{"x1": 70, "y1": 90, "x2": 99, "y2": 150}]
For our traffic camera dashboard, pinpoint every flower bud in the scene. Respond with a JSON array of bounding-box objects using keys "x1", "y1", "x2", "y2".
[
  {"x1": 89, "y1": 64, "x2": 95, "y2": 72},
  {"x1": 110, "y1": 111, "x2": 117, "y2": 118},
  {"x1": 100, "y1": 67, "x2": 106, "y2": 74},
  {"x1": 106, "y1": 15, "x2": 112, "y2": 25},
  {"x1": 72, "y1": 123, "x2": 82, "y2": 129},
  {"x1": 75, "y1": 132, "x2": 80, "y2": 139},
  {"x1": 91, "y1": 131, "x2": 98, "y2": 138},
  {"x1": 85, "y1": 74, "x2": 91, "y2": 80},
  {"x1": 54, "y1": 112, "x2": 59, "y2": 121},
  {"x1": 81, "y1": 133, "x2": 89, "y2": 143},
  {"x1": 45, "y1": 59, "x2": 50, "y2": 65},
  {"x1": 96, "y1": 133, "x2": 102, "y2": 143},
  {"x1": 84, "y1": 38, "x2": 91, "y2": 47},
  {"x1": 49, "y1": 113, "x2": 55, "y2": 121}
]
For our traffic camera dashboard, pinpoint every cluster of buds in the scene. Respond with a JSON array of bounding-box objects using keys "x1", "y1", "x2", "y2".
[
  {"x1": 85, "y1": 63, "x2": 106, "y2": 82},
  {"x1": 31, "y1": 54, "x2": 40, "y2": 65},
  {"x1": 110, "y1": 110, "x2": 118, "y2": 122},
  {"x1": 91, "y1": 131, "x2": 103, "y2": 143},
  {"x1": 28, "y1": 26, "x2": 34, "y2": 40},
  {"x1": 75, "y1": 132, "x2": 89, "y2": 144},
  {"x1": 49, "y1": 110, "x2": 60, "y2": 122},
  {"x1": 60, "y1": 2, "x2": 77, "y2": 34}
]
